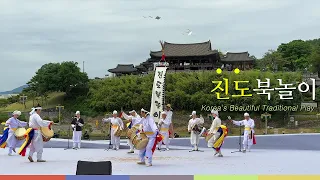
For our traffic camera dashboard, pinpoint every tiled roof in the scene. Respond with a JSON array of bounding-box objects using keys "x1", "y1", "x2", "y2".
[
  {"x1": 221, "y1": 52, "x2": 254, "y2": 62},
  {"x1": 108, "y1": 64, "x2": 137, "y2": 73},
  {"x1": 150, "y1": 41, "x2": 218, "y2": 57}
]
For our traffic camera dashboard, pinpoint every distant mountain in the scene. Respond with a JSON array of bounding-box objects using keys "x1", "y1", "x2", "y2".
[{"x1": 0, "y1": 85, "x2": 29, "y2": 95}]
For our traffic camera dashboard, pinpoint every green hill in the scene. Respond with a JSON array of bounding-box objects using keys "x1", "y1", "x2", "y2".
[{"x1": 0, "y1": 92, "x2": 65, "y2": 112}]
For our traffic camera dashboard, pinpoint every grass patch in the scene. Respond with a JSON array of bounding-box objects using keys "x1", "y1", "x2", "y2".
[{"x1": 0, "y1": 92, "x2": 65, "y2": 112}]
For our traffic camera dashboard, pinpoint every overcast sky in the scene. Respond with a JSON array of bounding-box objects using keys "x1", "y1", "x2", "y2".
[{"x1": 0, "y1": 0, "x2": 319, "y2": 91}]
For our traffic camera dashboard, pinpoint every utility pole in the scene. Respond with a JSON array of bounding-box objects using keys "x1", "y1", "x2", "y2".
[
  {"x1": 20, "y1": 94, "x2": 27, "y2": 109},
  {"x1": 83, "y1": 61, "x2": 85, "y2": 73},
  {"x1": 56, "y1": 105, "x2": 64, "y2": 125},
  {"x1": 261, "y1": 112, "x2": 271, "y2": 134}
]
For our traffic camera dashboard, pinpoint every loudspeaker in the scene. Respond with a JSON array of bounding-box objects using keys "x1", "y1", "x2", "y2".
[{"x1": 76, "y1": 160, "x2": 112, "y2": 175}]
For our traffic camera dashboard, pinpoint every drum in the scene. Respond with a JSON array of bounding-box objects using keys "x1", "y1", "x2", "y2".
[
  {"x1": 114, "y1": 126, "x2": 122, "y2": 137},
  {"x1": 192, "y1": 124, "x2": 203, "y2": 135},
  {"x1": 41, "y1": 126, "x2": 54, "y2": 142},
  {"x1": 127, "y1": 126, "x2": 138, "y2": 139},
  {"x1": 131, "y1": 132, "x2": 149, "y2": 150},
  {"x1": 14, "y1": 128, "x2": 26, "y2": 140},
  {"x1": 205, "y1": 133, "x2": 214, "y2": 142}
]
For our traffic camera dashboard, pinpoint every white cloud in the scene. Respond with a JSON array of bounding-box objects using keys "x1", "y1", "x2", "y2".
[{"x1": 0, "y1": 0, "x2": 320, "y2": 91}]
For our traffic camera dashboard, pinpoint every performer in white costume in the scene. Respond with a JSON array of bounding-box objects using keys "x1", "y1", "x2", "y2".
[
  {"x1": 28, "y1": 105, "x2": 53, "y2": 162},
  {"x1": 5, "y1": 110, "x2": 28, "y2": 156},
  {"x1": 102, "y1": 110, "x2": 124, "y2": 150},
  {"x1": 71, "y1": 111, "x2": 84, "y2": 149},
  {"x1": 229, "y1": 112, "x2": 255, "y2": 152},
  {"x1": 165, "y1": 104, "x2": 174, "y2": 138},
  {"x1": 187, "y1": 111, "x2": 204, "y2": 151},
  {"x1": 207, "y1": 110, "x2": 223, "y2": 157},
  {"x1": 137, "y1": 108, "x2": 159, "y2": 167},
  {"x1": 157, "y1": 111, "x2": 171, "y2": 151},
  {"x1": 122, "y1": 110, "x2": 141, "y2": 153}
]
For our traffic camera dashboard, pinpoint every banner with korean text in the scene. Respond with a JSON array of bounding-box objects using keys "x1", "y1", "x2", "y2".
[{"x1": 150, "y1": 66, "x2": 167, "y2": 123}]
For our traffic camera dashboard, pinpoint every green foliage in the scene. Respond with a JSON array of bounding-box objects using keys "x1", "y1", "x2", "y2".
[
  {"x1": 0, "y1": 113, "x2": 10, "y2": 123},
  {"x1": 277, "y1": 40, "x2": 312, "y2": 71},
  {"x1": 83, "y1": 70, "x2": 304, "y2": 114},
  {"x1": 52, "y1": 117, "x2": 60, "y2": 123},
  {"x1": 258, "y1": 38, "x2": 320, "y2": 73},
  {"x1": 25, "y1": 61, "x2": 89, "y2": 96},
  {"x1": 309, "y1": 47, "x2": 320, "y2": 76},
  {"x1": 316, "y1": 88, "x2": 320, "y2": 103},
  {"x1": 42, "y1": 116, "x2": 51, "y2": 121},
  {"x1": 83, "y1": 123, "x2": 93, "y2": 133},
  {"x1": 0, "y1": 99, "x2": 9, "y2": 108}
]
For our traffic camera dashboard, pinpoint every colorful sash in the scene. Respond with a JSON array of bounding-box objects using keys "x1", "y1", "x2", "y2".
[
  {"x1": 126, "y1": 122, "x2": 132, "y2": 129},
  {"x1": 142, "y1": 132, "x2": 163, "y2": 158},
  {"x1": 213, "y1": 125, "x2": 228, "y2": 151},
  {"x1": 152, "y1": 133, "x2": 163, "y2": 154},
  {"x1": 18, "y1": 128, "x2": 35, "y2": 157},
  {"x1": 0, "y1": 127, "x2": 9, "y2": 148}
]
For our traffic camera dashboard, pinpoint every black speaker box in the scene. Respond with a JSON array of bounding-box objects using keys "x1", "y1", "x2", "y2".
[{"x1": 76, "y1": 160, "x2": 112, "y2": 175}]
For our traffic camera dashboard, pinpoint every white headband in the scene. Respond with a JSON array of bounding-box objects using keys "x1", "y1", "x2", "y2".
[
  {"x1": 211, "y1": 110, "x2": 219, "y2": 116},
  {"x1": 161, "y1": 111, "x2": 167, "y2": 115},
  {"x1": 129, "y1": 110, "x2": 136, "y2": 114},
  {"x1": 13, "y1": 110, "x2": 21, "y2": 116},
  {"x1": 141, "y1": 108, "x2": 149, "y2": 113}
]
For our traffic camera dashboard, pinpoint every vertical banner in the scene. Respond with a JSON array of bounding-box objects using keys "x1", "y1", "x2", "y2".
[{"x1": 150, "y1": 66, "x2": 167, "y2": 122}]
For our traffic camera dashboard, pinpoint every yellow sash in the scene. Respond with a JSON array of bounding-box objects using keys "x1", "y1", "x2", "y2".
[
  {"x1": 112, "y1": 125, "x2": 119, "y2": 129},
  {"x1": 245, "y1": 127, "x2": 251, "y2": 131},
  {"x1": 133, "y1": 124, "x2": 140, "y2": 128},
  {"x1": 144, "y1": 131, "x2": 154, "y2": 135},
  {"x1": 160, "y1": 128, "x2": 169, "y2": 132},
  {"x1": 11, "y1": 128, "x2": 17, "y2": 131}
]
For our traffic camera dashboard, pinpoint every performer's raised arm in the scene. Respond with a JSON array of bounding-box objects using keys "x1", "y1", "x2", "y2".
[
  {"x1": 118, "y1": 118, "x2": 124, "y2": 129},
  {"x1": 18, "y1": 120, "x2": 28, "y2": 127},
  {"x1": 232, "y1": 120, "x2": 244, "y2": 126},
  {"x1": 198, "y1": 115, "x2": 204, "y2": 124},
  {"x1": 228, "y1": 116, "x2": 243, "y2": 126},
  {"x1": 34, "y1": 114, "x2": 52, "y2": 127},
  {"x1": 122, "y1": 112, "x2": 131, "y2": 120},
  {"x1": 102, "y1": 117, "x2": 111, "y2": 123}
]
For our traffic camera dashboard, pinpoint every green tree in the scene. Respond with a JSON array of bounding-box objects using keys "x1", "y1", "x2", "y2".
[
  {"x1": 277, "y1": 40, "x2": 312, "y2": 71},
  {"x1": 26, "y1": 61, "x2": 89, "y2": 96},
  {"x1": 26, "y1": 63, "x2": 60, "y2": 94},
  {"x1": 309, "y1": 47, "x2": 320, "y2": 77},
  {"x1": 260, "y1": 50, "x2": 288, "y2": 71},
  {"x1": 58, "y1": 62, "x2": 89, "y2": 94}
]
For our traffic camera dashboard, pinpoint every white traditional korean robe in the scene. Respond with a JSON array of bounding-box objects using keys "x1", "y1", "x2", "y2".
[
  {"x1": 28, "y1": 113, "x2": 51, "y2": 161},
  {"x1": 139, "y1": 115, "x2": 158, "y2": 164},
  {"x1": 102, "y1": 117, "x2": 124, "y2": 150},
  {"x1": 158, "y1": 116, "x2": 171, "y2": 149},
  {"x1": 207, "y1": 116, "x2": 222, "y2": 148},
  {"x1": 187, "y1": 117, "x2": 204, "y2": 150},
  {"x1": 232, "y1": 119, "x2": 255, "y2": 151},
  {"x1": 165, "y1": 110, "x2": 174, "y2": 138},
  {"x1": 5, "y1": 117, "x2": 28, "y2": 155},
  {"x1": 122, "y1": 113, "x2": 142, "y2": 151}
]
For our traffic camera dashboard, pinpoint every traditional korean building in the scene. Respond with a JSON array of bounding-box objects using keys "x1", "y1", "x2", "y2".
[
  {"x1": 147, "y1": 41, "x2": 221, "y2": 71},
  {"x1": 220, "y1": 52, "x2": 254, "y2": 70},
  {"x1": 108, "y1": 64, "x2": 138, "y2": 77}
]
